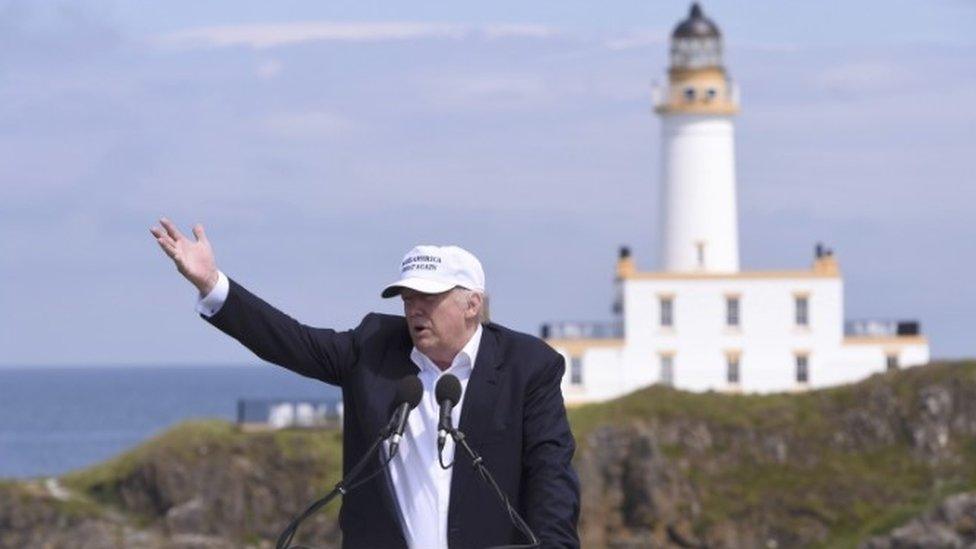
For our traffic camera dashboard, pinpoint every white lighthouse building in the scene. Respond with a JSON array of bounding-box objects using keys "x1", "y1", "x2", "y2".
[
  {"x1": 657, "y1": 2, "x2": 740, "y2": 274},
  {"x1": 545, "y1": 4, "x2": 930, "y2": 402}
]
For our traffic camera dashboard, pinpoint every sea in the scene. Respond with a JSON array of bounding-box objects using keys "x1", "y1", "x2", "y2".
[{"x1": 0, "y1": 365, "x2": 341, "y2": 479}]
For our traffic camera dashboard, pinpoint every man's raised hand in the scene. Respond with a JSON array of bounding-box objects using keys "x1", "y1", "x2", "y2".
[{"x1": 150, "y1": 218, "x2": 220, "y2": 295}]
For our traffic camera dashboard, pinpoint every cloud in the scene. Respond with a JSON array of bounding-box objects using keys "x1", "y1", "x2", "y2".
[
  {"x1": 262, "y1": 110, "x2": 358, "y2": 139},
  {"x1": 414, "y1": 73, "x2": 553, "y2": 113},
  {"x1": 813, "y1": 61, "x2": 912, "y2": 94},
  {"x1": 255, "y1": 58, "x2": 282, "y2": 80},
  {"x1": 0, "y1": 1, "x2": 122, "y2": 69},
  {"x1": 156, "y1": 21, "x2": 466, "y2": 49},
  {"x1": 154, "y1": 21, "x2": 560, "y2": 50},
  {"x1": 729, "y1": 41, "x2": 801, "y2": 53},
  {"x1": 452, "y1": 74, "x2": 547, "y2": 97},
  {"x1": 603, "y1": 29, "x2": 667, "y2": 51},
  {"x1": 482, "y1": 24, "x2": 559, "y2": 40}
]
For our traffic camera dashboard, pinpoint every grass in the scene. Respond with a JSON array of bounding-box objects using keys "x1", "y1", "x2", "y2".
[
  {"x1": 569, "y1": 360, "x2": 976, "y2": 546},
  {"x1": 0, "y1": 478, "x2": 104, "y2": 522},
  {"x1": 28, "y1": 359, "x2": 976, "y2": 546},
  {"x1": 63, "y1": 419, "x2": 240, "y2": 499},
  {"x1": 62, "y1": 419, "x2": 345, "y2": 522}
]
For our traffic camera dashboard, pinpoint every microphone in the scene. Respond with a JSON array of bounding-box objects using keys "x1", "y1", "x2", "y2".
[
  {"x1": 388, "y1": 376, "x2": 423, "y2": 458},
  {"x1": 276, "y1": 376, "x2": 422, "y2": 549},
  {"x1": 435, "y1": 374, "x2": 462, "y2": 453}
]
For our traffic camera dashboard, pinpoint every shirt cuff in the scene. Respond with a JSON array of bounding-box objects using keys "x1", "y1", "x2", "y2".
[{"x1": 195, "y1": 271, "x2": 229, "y2": 317}]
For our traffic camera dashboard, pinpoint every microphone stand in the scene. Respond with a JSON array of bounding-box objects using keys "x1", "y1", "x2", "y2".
[
  {"x1": 276, "y1": 414, "x2": 400, "y2": 549},
  {"x1": 448, "y1": 428, "x2": 540, "y2": 549}
]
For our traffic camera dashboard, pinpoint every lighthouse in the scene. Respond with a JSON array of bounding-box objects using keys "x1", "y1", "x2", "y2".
[
  {"x1": 543, "y1": 2, "x2": 930, "y2": 399},
  {"x1": 655, "y1": 3, "x2": 740, "y2": 273}
]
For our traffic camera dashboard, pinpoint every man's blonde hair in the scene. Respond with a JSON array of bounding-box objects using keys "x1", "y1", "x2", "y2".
[{"x1": 453, "y1": 288, "x2": 491, "y2": 325}]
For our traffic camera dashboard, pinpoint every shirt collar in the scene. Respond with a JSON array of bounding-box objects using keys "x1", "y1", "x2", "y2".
[{"x1": 411, "y1": 324, "x2": 483, "y2": 376}]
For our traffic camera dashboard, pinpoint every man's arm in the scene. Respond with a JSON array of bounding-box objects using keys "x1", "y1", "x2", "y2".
[
  {"x1": 202, "y1": 275, "x2": 357, "y2": 385},
  {"x1": 150, "y1": 217, "x2": 355, "y2": 385},
  {"x1": 521, "y1": 353, "x2": 581, "y2": 548}
]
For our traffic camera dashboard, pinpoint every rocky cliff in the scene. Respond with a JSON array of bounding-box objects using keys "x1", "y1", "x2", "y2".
[
  {"x1": 572, "y1": 360, "x2": 976, "y2": 548},
  {"x1": 1, "y1": 360, "x2": 975, "y2": 548},
  {"x1": 0, "y1": 422, "x2": 343, "y2": 548},
  {"x1": 862, "y1": 492, "x2": 976, "y2": 548}
]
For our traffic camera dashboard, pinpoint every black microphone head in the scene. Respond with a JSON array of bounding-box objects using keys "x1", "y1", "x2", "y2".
[
  {"x1": 435, "y1": 374, "x2": 462, "y2": 405},
  {"x1": 396, "y1": 375, "x2": 424, "y2": 409}
]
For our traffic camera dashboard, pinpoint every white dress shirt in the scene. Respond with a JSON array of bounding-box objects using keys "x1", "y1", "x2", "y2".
[
  {"x1": 386, "y1": 324, "x2": 479, "y2": 549},
  {"x1": 195, "y1": 271, "x2": 230, "y2": 317},
  {"x1": 196, "y1": 271, "x2": 479, "y2": 549}
]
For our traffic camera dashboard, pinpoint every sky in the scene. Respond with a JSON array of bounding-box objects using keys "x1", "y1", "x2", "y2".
[{"x1": 1, "y1": 0, "x2": 974, "y2": 366}]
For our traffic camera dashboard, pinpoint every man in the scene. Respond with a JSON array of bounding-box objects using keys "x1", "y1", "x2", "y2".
[{"x1": 149, "y1": 218, "x2": 580, "y2": 548}]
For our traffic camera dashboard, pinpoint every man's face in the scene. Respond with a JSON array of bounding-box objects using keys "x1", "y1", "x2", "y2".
[{"x1": 401, "y1": 288, "x2": 472, "y2": 362}]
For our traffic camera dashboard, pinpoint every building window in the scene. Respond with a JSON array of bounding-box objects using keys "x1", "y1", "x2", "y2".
[
  {"x1": 705, "y1": 88, "x2": 717, "y2": 101},
  {"x1": 660, "y1": 296, "x2": 674, "y2": 327},
  {"x1": 660, "y1": 354, "x2": 674, "y2": 386},
  {"x1": 795, "y1": 295, "x2": 809, "y2": 327},
  {"x1": 727, "y1": 354, "x2": 740, "y2": 384},
  {"x1": 726, "y1": 296, "x2": 740, "y2": 328},
  {"x1": 683, "y1": 87, "x2": 696, "y2": 102},
  {"x1": 695, "y1": 241, "x2": 706, "y2": 268},
  {"x1": 796, "y1": 354, "x2": 809, "y2": 384},
  {"x1": 886, "y1": 354, "x2": 899, "y2": 371},
  {"x1": 570, "y1": 356, "x2": 583, "y2": 385}
]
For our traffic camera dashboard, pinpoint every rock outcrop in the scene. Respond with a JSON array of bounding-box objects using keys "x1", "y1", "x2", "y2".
[
  {"x1": 1, "y1": 360, "x2": 975, "y2": 548},
  {"x1": 1, "y1": 422, "x2": 343, "y2": 548},
  {"x1": 572, "y1": 360, "x2": 976, "y2": 547},
  {"x1": 862, "y1": 492, "x2": 976, "y2": 548}
]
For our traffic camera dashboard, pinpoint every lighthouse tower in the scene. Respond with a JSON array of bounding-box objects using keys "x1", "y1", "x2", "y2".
[
  {"x1": 544, "y1": 2, "x2": 930, "y2": 401},
  {"x1": 655, "y1": 3, "x2": 740, "y2": 273}
]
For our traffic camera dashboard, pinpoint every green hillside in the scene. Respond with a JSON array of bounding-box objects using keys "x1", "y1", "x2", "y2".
[
  {"x1": 570, "y1": 360, "x2": 976, "y2": 547},
  {"x1": 3, "y1": 360, "x2": 975, "y2": 548}
]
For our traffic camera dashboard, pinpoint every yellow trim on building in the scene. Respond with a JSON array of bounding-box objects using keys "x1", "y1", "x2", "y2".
[
  {"x1": 546, "y1": 338, "x2": 624, "y2": 357},
  {"x1": 813, "y1": 255, "x2": 840, "y2": 276},
  {"x1": 668, "y1": 66, "x2": 728, "y2": 80},
  {"x1": 622, "y1": 269, "x2": 839, "y2": 281},
  {"x1": 655, "y1": 102, "x2": 739, "y2": 116},
  {"x1": 616, "y1": 255, "x2": 636, "y2": 278},
  {"x1": 844, "y1": 335, "x2": 928, "y2": 346},
  {"x1": 655, "y1": 66, "x2": 738, "y2": 115}
]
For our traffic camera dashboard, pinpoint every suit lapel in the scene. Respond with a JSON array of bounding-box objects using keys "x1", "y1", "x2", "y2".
[
  {"x1": 448, "y1": 325, "x2": 503, "y2": 525},
  {"x1": 368, "y1": 335, "x2": 419, "y2": 543},
  {"x1": 367, "y1": 335, "x2": 418, "y2": 436}
]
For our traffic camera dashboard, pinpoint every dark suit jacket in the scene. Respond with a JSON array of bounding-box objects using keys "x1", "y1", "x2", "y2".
[{"x1": 204, "y1": 278, "x2": 580, "y2": 548}]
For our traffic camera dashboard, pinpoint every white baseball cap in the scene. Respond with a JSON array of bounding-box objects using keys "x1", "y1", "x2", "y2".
[{"x1": 381, "y1": 245, "x2": 486, "y2": 298}]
